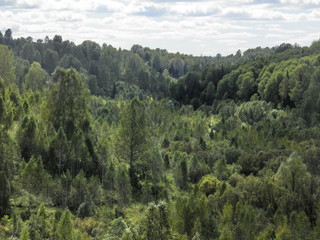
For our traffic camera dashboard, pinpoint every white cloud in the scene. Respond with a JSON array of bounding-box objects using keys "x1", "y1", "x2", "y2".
[{"x1": 0, "y1": 0, "x2": 319, "y2": 56}]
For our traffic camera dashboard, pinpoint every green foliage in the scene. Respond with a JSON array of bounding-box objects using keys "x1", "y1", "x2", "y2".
[
  {"x1": 19, "y1": 223, "x2": 31, "y2": 240},
  {"x1": 105, "y1": 217, "x2": 128, "y2": 240},
  {"x1": 57, "y1": 209, "x2": 74, "y2": 240},
  {"x1": 20, "y1": 156, "x2": 51, "y2": 195},
  {"x1": 199, "y1": 175, "x2": 220, "y2": 196},
  {"x1": 46, "y1": 68, "x2": 90, "y2": 138},
  {"x1": 276, "y1": 152, "x2": 310, "y2": 193},
  {"x1": 0, "y1": 130, "x2": 18, "y2": 216},
  {"x1": 24, "y1": 62, "x2": 48, "y2": 92},
  {"x1": 17, "y1": 115, "x2": 42, "y2": 161},
  {"x1": 0, "y1": 44, "x2": 15, "y2": 86},
  {"x1": 236, "y1": 101, "x2": 270, "y2": 125},
  {"x1": 116, "y1": 98, "x2": 148, "y2": 196},
  {"x1": 1, "y1": 30, "x2": 320, "y2": 240},
  {"x1": 218, "y1": 204, "x2": 234, "y2": 240},
  {"x1": 43, "y1": 48, "x2": 59, "y2": 73},
  {"x1": 140, "y1": 201, "x2": 172, "y2": 240}
]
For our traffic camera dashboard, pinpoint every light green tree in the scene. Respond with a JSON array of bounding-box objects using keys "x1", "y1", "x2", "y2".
[
  {"x1": 0, "y1": 45, "x2": 15, "y2": 86},
  {"x1": 57, "y1": 209, "x2": 74, "y2": 240},
  {"x1": 276, "y1": 152, "x2": 310, "y2": 193},
  {"x1": 218, "y1": 204, "x2": 233, "y2": 240},
  {"x1": 24, "y1": 62, "x2": 48, "y2": 92},
  {"x1": 19, "y1": 223, "x2": 31, "y2": 240}
]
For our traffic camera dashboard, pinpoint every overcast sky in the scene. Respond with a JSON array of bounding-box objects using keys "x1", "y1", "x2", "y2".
[{"x1": 1, "y1": 0, "x2": 320, "y2": 56}]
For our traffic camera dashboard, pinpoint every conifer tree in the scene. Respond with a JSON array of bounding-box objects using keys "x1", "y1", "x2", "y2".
[{"x1": 57, "y1": 209, "x2": 74, "y2": 240}]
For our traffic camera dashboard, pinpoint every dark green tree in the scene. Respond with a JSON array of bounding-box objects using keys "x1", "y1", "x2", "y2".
[
  {"x1": 46, "y1": 68, "x2": 90, "y2": 139},
  {"x1": 43, "y1": 48, "x2": 59, "y2": 73},
  {"x1": 142, "y1": 201, "x2": 172, "y2": 240},
  {"x1": 21, "y1": 42, "x2": 35, "y2": 63},
  {"x1": 116, "y1": 98, "x2": 147, "y2": 196}
]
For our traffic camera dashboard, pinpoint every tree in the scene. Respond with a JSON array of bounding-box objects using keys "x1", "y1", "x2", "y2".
[
  {"x1": 0, "y1": 171, "x2": 11, "y2": 217},
  {"x1": 218, "y1": 204, "x2": 234, "y2": 240},
  {"x1": 53, "y1": 35, "x2": 62, "y2": 55},
  {"x1": 0, "y1": 79, "x2": 15, "y2": 129},
  {"x1": 179, "y1": 158, "x2": 188, "y2": 190},
  {"x1": 69, "y1": 170, "x2": 89, "y2": 212},
  {"x1": 290, "y1": 211, "x2": 311, "y2": 240},
  {"x1": 0, "y1": 130, "x2": 17, "y2": 217},
  {"x1": 36, "y1": 203, "x2": 49, "y2": 239},
  {"x1": 236, "y1": 101, "x2": 270, "y2": 125},
  {"x1": 33, "y1": 50, "x2": 42, "y2": 64},
  {"x1": 58, "y1": 54, "x2": 81, "y2": 71},
  {"x1": 116, "y1": 164, "x2": 131, "y2": 205},
  {"x1": 175, "y1": 194, "x2": 198, "y2": 236},
  {"x1": 0, "y1": 45, "x2": 15, "y2": 86},
  {"x1": 234, "y1": 202, "x2": 257, "y2": 240},
  {"x1": 106, "y1": 217, "x2": 128, "y2": 240},
  {"x1": 21, "y1": 42, "x2": 35, "y2": 63},
  {"x1": 199, "y1": 175, "x2": 220, "y2": 196},
  {"x1": 4, "y1": 29, "x2": 13, "y2": 46},
  {"x1": 116, "y1": 98, "x2": 147, "y2": 195},
  {"x1": 0, "y1": 31, "x2": 3, "y2": 44},
  {"x1": 276, "y1": 152, "x2": 310, "y2": 193},
  {"x1": 142, "y1": 201, "x2": 172, "y2": 240},
  {"x1": 57, "y1": 209, "x2": 74, "y2": 240},
  {"x1": 46, "y1": 68, "x2": 90, "y2": 139},
  {"x1": 48, "y1": 127, "x2": 69, "y2": 174},
  {"x1": 19, "y1": 223, "x2": 31, "y2": 240},
  {"x1": 17, "y1": 116, "x2": 40, "y2": 161},
  {"x1": 43, "y1": 48, "x2": 59, "y2": 73},
  {"x1": 24, "y1": 62, "x2": 48, "y2": 92},
  {"x1": 20, "y1": 156, "x2": 51, "y2": 195},
  {"x1": 236, "y1": 71, "x2": 256, "y2": 100},
  {"x1": 205, "y1": 81, "x2": 216, "y2": 105},
  {"x1": 152, "y1": 54, "x2": 162, "y2": 72},
  {"x1": 275, "y1": 153, "x2": 311, "y2": 215},
  {"x1": 192, "y1": 232, "x2": 201, "y2": 240}
]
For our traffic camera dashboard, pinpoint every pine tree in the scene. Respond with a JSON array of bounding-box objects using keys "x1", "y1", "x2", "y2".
[
  {"x1": 116, "y1": 98, "x2": 147, "y2": 196},
  {"x1": 19, "y1": 224, "x2": 31, "y2": 240},
  {"x1": 57, "y1": 209, "x2": 74, "y2": 240}
]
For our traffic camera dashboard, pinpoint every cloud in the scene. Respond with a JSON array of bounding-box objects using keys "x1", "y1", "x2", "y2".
[
  {"x1": 134, "y1": 6, "x2": 168, "y2": 17},
  {"x1": 250, "y1": 0, "x2": 280, "y2": 4},
  {"x1": 0, "y1": 0, "x2": 319, "y2": 56},
  {"x1": 151, "y1": 0, "x2": 206, "y2": 2},
  {"x1": 0, "y1": 0, "x2": 16, "y2": 7}
]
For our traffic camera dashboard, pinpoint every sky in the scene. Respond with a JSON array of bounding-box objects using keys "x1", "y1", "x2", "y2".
[{"x1": 0, "y1": 0, "x2": 320, "y2": 56}]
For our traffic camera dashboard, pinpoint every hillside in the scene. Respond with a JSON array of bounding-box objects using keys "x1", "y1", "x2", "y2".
[{"x1": 1, "y1": 29, "x2": 320, "y2": 239}]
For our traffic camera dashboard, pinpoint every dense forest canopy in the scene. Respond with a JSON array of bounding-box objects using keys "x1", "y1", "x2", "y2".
[{"x1": 1, "y1": 29, "x2": 320, "y2": 239}]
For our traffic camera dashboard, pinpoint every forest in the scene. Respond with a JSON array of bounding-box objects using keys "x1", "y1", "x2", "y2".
[{"x1": 1, "y1": 28, "x2": 320, "y2": 239}]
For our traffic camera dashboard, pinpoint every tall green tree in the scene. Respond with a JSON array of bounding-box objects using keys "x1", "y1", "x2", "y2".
[
  {"x1": 57, "y1": 209, "x2": 74, "y2": 240},
  {"x1": 21, "y1": 42, "x2": 35, "y2": 63},
  {"x1": 142, "y1": 201, "x2": 172, "y2": 240},
  {"x1": 43, "y1": 48, "x2": 59, "y2": 73},
  {"x1": 24, "y1": 62, "x2": 48, "y2": 92},
  {"x1": 19, "y1": 223, "x2": 31, "y2": 240},
  {"x1": 116, "y1": 98, "x2": 148, "y2": 196},
  {"x1": 218, "y1": 204, "x2": 234, "y2": 240},
  {"x1": 0, "y1": 130, "x2": 18, "y2": 216},
  {"x1": 276, "y1": 152, "x2": 310, "y2": 193},
  {"x1": 46, "y1": 68, "x2": 90, "y2": 139},
  {"x1": 0, "y1": 44, "x2": 15, "y2": 86}
]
